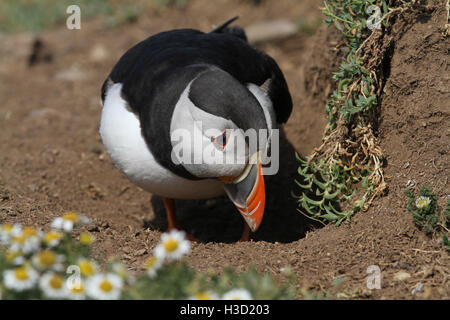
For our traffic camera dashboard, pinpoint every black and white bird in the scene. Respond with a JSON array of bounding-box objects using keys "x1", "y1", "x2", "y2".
[{"x1": 99, "y1": 17, "x2": 292, "y2": 241}]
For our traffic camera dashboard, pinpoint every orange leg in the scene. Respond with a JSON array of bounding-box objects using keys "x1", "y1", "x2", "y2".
[
  {"x1": 240, "y1": 223, "x2": 251, "y2": 241},
  {"x1": 162, "y1": 197, "x2": 198, "y2": 242},
  {"x1": 162, "y1": 197, "x2": 179, "y2": 230}
]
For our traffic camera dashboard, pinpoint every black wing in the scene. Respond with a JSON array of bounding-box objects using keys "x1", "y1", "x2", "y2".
[{"x1": 101, "y1": 28, "x2": 292, "y2": 124}]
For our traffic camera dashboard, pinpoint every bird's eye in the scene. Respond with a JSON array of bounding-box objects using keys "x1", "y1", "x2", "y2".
[{"x1": 211, "y1": 130, "x2": 228, "y2": 150}]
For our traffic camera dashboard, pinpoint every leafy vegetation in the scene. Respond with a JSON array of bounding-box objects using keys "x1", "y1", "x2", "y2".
[
  {"x1": 442, "y1": 199, "x2": 449, "y2": 251},
  {"x1": 296, "y1": 154, "x2": 356, "y2": 225},
  {"x1": 0, "y1": 213, "x2": 294, "y2": 300},
  {"x1": 322, "y1": 0, "x2": 387, "y2": 127},
  {"x1": 405, "y1": 185, "x2": 439, "y2": 235},
  {"x1": 405, "y1": 186, "x2": 450, "y2": 251},
  {"x1": 295, "y1": 0, "x2": 396, "y2": 225}
]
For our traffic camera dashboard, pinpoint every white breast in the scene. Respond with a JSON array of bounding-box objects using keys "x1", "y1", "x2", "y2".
[{"x1": 99, "y1": 83, "x2": 225, "y2": 199}]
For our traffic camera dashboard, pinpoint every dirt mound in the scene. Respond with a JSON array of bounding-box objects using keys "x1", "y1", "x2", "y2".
[{"x1": 0, "y1": 0, "x2": 448, "y2": 299}]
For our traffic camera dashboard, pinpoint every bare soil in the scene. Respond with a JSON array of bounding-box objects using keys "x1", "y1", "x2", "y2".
[{"x1": 0, "y1": 0, "x2": 448, "y2": 299}]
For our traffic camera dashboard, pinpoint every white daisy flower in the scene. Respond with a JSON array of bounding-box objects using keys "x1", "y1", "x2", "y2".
[
  {"x1": 11, "y1": 255, "x2": 26, "y2": 266},
  {"x1": 51, "y1": 217, "x2": 74, "y2": 232},
  {"x1": 154, "y1": 230, "x2": 190, "y2": 261},
  {"x1": 86, "y1": 273, "x2": 123, "y2": 300},
  {"x1": 21, "y1": 236, "x2": 40, "y2": 254},
  {"x1": 51, "y1": 212, "x2": 90, "y2": 232},
  {"x1": 66, "y1": 279, "x2": 87, "y2": 300},
  {"x1": 415, "y1": 196, "x2": 431, "y2": 209},
  {"x1": 8, "y1": 227, "x2": 41, "y2": 254},
  {"x1": 222, "y1": 288, "x2": 253, "y2": 300},
  {"x1": 189, "y1": 291, "x2": 220, "y2": 300},
  {"x1": 32, "y1": 250, "x2": 65, "y2": 272},
  {"x1": 3, "y1": 266, "x2": 39, "y2": 291},
  {"x1": 77, "y1": 258, "x2": 98, "y2": 277},
  {"x1": 0, "y1": 224, "x2": 22, "y2": 245},
  {"x1": 43, "y1": 231, "x2": 63, "y2": 247},
  {"x1": 144, "y1": 256, "x2": 163, "y2": 278},
  {"x1": 39, "y1": 272, "x2": 67, "y2": 299}
]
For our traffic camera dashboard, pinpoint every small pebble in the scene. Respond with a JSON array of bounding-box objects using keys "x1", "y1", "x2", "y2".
[{"x1": 393, "y1": 271, "x2": 411, "y2": 281}]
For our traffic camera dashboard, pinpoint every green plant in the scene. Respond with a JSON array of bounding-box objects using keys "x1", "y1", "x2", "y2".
[
  {"x1": 405, "y1": 185, "x2": 439, "y2": 235},
  {"x1": 294, "y1": 0, "x2": 406, "y2": 225},
  {"x1": 442, "y1": 199, "x2": 450, "y2": 251},
  {"x1": 405, "y1": 186, "x2": 450, "y2": 251},
  {"x1": 295, "y1": 154, "x2": 356, "y2": 225},
  {"x1": 0, "y1": 212, "x2": 294, "y2": 300},
  {"x1": 443, "y1": 234, "x2": 450, "y2": 251}
]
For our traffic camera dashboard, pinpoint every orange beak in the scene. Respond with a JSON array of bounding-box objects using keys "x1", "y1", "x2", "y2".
[{"x1": 222, "y1": 163, "x2": 266, "y2": 232}]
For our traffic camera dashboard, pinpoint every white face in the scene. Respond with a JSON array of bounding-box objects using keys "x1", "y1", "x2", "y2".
[{"x1": 170, "y1": 81, "x2": 249, "y2": 179}]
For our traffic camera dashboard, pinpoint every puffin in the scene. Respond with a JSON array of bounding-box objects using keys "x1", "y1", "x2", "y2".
[{"x1": 99, "y1": 17, "x2": 292, "y2": 241}]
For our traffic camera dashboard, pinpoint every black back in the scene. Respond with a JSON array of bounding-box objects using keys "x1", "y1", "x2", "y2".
[{"x1": 101, "y1": 26, "x2": 292, "y2": 179}]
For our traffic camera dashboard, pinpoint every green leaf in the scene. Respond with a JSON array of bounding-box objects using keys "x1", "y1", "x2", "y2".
[{"x1": 303, "y1": 193, "x2": 324, "y2": 207}]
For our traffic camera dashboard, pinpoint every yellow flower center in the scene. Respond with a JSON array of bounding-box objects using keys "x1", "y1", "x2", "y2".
[
  {"x1": 415, "y1": 196, "x2": 431, "y2": 209},
  {"x1": 49, "y1": 275, "x2": 63, "y2": 289},
  {"x1": 145, "y1": 256, "x2": 158, "y2": 269},
  {"x1": 44, "y1": 231, "x2": 61, "y2": 244},
  {"x1": 39, "y1": 250, "x2": 56, "y2": 267},
  {"x1": 78, "y1": 260, "x2": 95, "y2": 276},
  {"x1": 195, "y1": 292, "x2": 212, "y2": 300},
  {"x1": 14, "y1": 267, "x2": 29, "y2": 281},
  {"x1": 417, "y1": 199, "x2": 428, "y2": 208},
  {"x1": 12, "y1": 235, "x2": 26, "y2": 244},
  {"x1": 79, "y1": 233, "x2": 93, "y2": 245},
  {"x1": 2, "y1": 224, "x2": 13, "y2": 233},
  {"x1": 100, "y1": 280, "x2": 113, "y2": 292},
  {"x1": 62, "y1": 212, "x2": 79, "y2": 223},
  {"x1": 71, "y1": 284, "x2": 85, "y2": 294},
  {"x1": 23, "y1": 227, "x2": 36, "y2": 237},
  {"x1": 164, "y1": 239, "x2": 179, "y2": 252}
]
